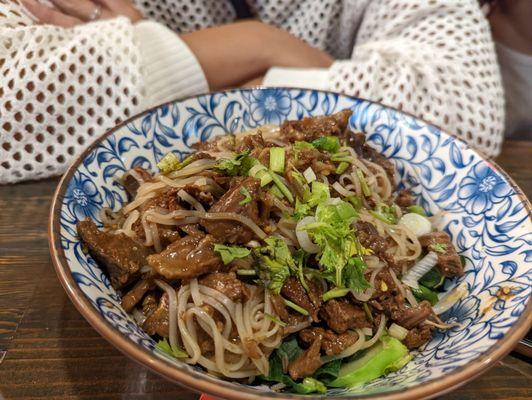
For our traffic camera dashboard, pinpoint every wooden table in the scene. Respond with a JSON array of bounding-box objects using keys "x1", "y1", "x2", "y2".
[{"x1": 1, "y1": 140, "x2": 531, "y2": 400}]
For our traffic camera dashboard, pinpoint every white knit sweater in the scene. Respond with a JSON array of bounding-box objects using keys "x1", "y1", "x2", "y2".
[{"x1": 0, "y1": 0, "x2": 504, "y2": 184}]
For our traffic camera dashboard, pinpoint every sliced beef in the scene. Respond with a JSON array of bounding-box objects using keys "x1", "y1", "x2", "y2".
[
  {"x1": 281, "y1": 109, "x2": 351, "y2": 143},
  {"x1": 299, "y1": 327, "x2": 359, "y2": 356},
  {"x1": 380, "y1": 298, "x2": 433, "y2": 330},
  {"x1": 146, "y1": 233, "x2": 223, "y2": 279},
  {"x1": 121, "y1": 278, "x2": 153, "y2": 312},
  {"x1": 142, "y1": 293, "x2": 158, "y2": 316},
  {"x1": 344, "y1": 131, "x2": 395, "y2": 182},
  {"x1": 199, "y1": 272, "x2": 250, "y2": 302},
  {"x1": 77, "y1": 219, "x2": 149, "y2": 289},
  {"x1": 288, "y1": 334, "x2": 322, "y2": 380},
  {"x1": 123, "y1": 167, "x2": 153, "y2": 197},
  {"x1": 201, "y1": 177, "x2": 261, "y2": 244},
  {"x1": 143, "y1": 293, "x2": 169, "y2": 337},
  {"x1": 395, "y1": 189, "x2": 414, "y2": 208},
  {"x1": 235, "y1": 133, "x2": 266, "y2": 153},
  {"x1": 181, "y1": 184, "x2": 215, "y2": 207},
  {"x1": 281, "y1": 277, "x2": 323, "y2": 322},
  {"x1": 419, "y1": 232, "x2": 463, "y2": 277},
  {"x1": 270, "y1": 294, "x2": 309, "y2": 330},
  {"x1": 288, "y1": 147, "x2": 335, "y2": 176},
  {"x1": 403, "y1": 325, "x2": 433, "y2": 349},
  {"x1": 355, "y1": 221, "x2": 388, "y2": 256},
  {"x1": 320, "y1": 298, "x2": 371, "y2": 334}
]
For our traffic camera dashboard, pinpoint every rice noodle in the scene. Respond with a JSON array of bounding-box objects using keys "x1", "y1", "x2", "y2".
[
  {"x1": 362, "y1": 314, "x2": 387, "y2": 349},
  {"x1": 172, "y1": 280, "x2": 282, "y2": 378},
  {"x1": 177, "y1": 189, "x2": 205, "y2": 212},
  {"x1": 155, "y1": 279, "x2": 181, "y2": 356}
]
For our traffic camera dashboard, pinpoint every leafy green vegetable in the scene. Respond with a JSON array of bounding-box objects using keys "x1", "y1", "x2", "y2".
[
  {"x1": 314, "y1": 359, "x2": 342, "y2": 383},
  {"x1": 343, "y1": 257, "x2": 370, "y2": 292},
  {"x1": 323, "y1": 287, "x2": 350, "y2": 301},
  {"x1": 294, "y1": 199, "x2": 312, "y2": 220},
  {"x1": 157, "y1": 152, "x2": 194, "y2": 174},
  {"x1": 214, "y1": 150, "x2": 252, "y2": 176},
  {"x1": 429, "y1": 242, "x2": 448, "y2": 253},
  {"x1": 277, "y1": 336, "x2": 303, "y2": 363},
  {"x1": 283, "y1": 298, "x2": 309, "y2": 316},
  {"x1": 214, "y1": 244, "x2": 251, "y2": 265},
  {"x1": 311, "y1": 136, "x2": 341, "y2": 153},
  {"x1": 155, "y1": 338, "x2": 188, "y2": 358},
  {"x1": 412, "y1": 285, "x2": 439, "y2": 305},
  {"x1": 303, "y1": 200, "x2": 359, "y2": 287},
  {"x1": 293, "y1": 378, "x2": 327, "y2": 394},
  {"x1": 419, "y1": 267, "x2": 444, "y2": 289},
  {"x1": 269, "y1": 147, "x2": 286, "y2": 173},
  {"x1": 293, "y1": 141, "x2": 314, "y2": 151},
  {"x1": 308, "y1": 181, "x2": 330, "y2": 206},
  {"x1": 239, "y1": 187, "x2": 252, "y2": 205},
  {"x1": 293, "y1": 249, "x2": 309, "y2": 291},
  {"x1": 329, "y1": 336, "x2": 411, "y2": 388},
  {"x1": 406, "y1": 204, "x2": 426, "y2": 216},
  {"x1": 335, "y1": 161, "x2": 350, "y2": 174},
  {"x1": 256, "y1": 237, "x2": 296, "y2": 294}
]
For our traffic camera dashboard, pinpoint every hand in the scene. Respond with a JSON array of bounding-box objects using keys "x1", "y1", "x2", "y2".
[{"x1": 21, "y1": 0, "x2": 143, "y2": 27}]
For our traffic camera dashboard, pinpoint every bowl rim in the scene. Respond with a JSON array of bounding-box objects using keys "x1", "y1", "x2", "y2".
[{"x1": 49, "y1": 87, "x2": 532, "y2": 400}]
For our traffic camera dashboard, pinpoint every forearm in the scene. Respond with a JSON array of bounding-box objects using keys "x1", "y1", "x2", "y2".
[{"x1": 181, "y1": 20, "x2": 333, "y2": 90}]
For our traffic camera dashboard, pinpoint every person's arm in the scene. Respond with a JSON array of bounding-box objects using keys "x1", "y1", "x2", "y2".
[
  {"x1": 264, "y1": 0, "x2": 505, "y2": 158},
  {"x1": 181, "y1": 21, "x2": 332, "y2": 90}
]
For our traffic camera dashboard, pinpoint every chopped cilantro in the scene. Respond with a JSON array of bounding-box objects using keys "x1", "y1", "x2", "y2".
[
  {"x1": 155, "y1": 338, "x2": 188, "y2": 359},
  {"x1": 214, "y1": 244, "x2": 251, "y2": 265},
  {"x1": 311, "y1": 136, "x2": 341, "y2": 153},
  {"x1": 214, "y1": 150, "x2": 252, "y2": 176},
  {"x1": 430, "y1": 242, "x2": 448, "y2": 253}
]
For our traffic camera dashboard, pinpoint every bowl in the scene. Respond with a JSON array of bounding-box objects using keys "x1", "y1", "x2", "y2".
[{"x1": 49, "y1": 88, "x2": 532, "y2": 399}]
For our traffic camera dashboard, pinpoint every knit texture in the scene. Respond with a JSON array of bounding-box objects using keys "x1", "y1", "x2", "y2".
[{"x1": 0, "y1": 0, "x2": 504, "y2": 183}]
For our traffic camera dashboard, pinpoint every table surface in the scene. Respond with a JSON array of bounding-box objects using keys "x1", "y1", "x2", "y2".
[{"x1": 0, "y1": 140, "x2": 531, "y2": 400}]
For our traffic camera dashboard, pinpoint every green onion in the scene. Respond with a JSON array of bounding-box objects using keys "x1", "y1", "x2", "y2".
[
  {"x1": 323, "y1": 287, "x2": 350, "y2": 302},
  {"x1": 407, "y1": 204, "x2": 426, "y2": 216},
  {"x1": 282, "y1": 298, "x2": 309, "y2": 316},
  {"x1": 236, "y1": 269, "x2": 257, "y2": 276},
  {"x1": 412, "y1": 285, "x2": 439, "y2": 305},
  {"x1": 157, "y1": 152, "x2": 182, "y2": 174},
  {"x1": 311, "y1": 136, "x2": 341, "y2": 153},
  {"x1": 265, "y1": 313, "x2": 287, "y2": 327},
  {"x1": 270, "y1": 171, "x2": 294, "y2": 203},
  {"x1": 363, "y1": 303, "x2": 373, "y2": 322},
  {"x1": 357, "y1": 169, "x2": 371, "y2": 197},
  {"x1": 155, "y1": 338, "x2": 188, "y2": 358},
  {"x1": 269, "y1": 147, "x2": 286, "y2": 173},
  {"x1": 303, "y1": 167, "x2": 317, "y2": 183},
  {"x1": 239, "y1": 187, "x2": 252, "y2": 205},
  {"x1": 335, "y1": 161, "x2": 350, "y2": 174},
  {"x1": 269, "y1": 185, "x2": 284, "y2": 199},
  {"x1": 346, "y1": 195, "x2": 363, "y2": 210},
  {"x1": 248, "y1": 163, "x2": 273, "y2": 187}
]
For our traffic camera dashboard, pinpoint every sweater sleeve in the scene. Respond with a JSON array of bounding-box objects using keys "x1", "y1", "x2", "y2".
[
  {"x1": 265, "y1": 0, "x2": 505, "y2": 157},
  {"x1": 0, "y1": 2, "x2": 207, "y2": 184}
]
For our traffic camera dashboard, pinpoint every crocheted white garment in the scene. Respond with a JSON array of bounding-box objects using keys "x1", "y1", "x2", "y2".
[{"x1": 0, "y1": 0, "x2": 504, "y2": 183}]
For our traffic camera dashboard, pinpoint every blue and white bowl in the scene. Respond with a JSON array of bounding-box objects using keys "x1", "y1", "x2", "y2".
[{"x1": 49, "y1": 88, "x2": 532, "y2": 400}]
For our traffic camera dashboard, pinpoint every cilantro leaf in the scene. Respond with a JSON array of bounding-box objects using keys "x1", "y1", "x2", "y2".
[
  {"x1": 214, "y1": 150, "x2": 252, "y2": 176},
  {"x1": 214, "y1": 244, "x2": 251, "y2": 265},
  {"x1": 344, "y1": 257, "x2": 370, "y2": 292}
]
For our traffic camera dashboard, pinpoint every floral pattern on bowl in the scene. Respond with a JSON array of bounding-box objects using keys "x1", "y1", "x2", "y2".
[{"x1": 50, "y1": 88, "x2": 532, "y2": 400}]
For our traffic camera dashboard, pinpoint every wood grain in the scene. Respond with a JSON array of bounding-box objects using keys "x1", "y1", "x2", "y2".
[{"x1": 0, "y1": 140, "x2": 530, "y2": 400}]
